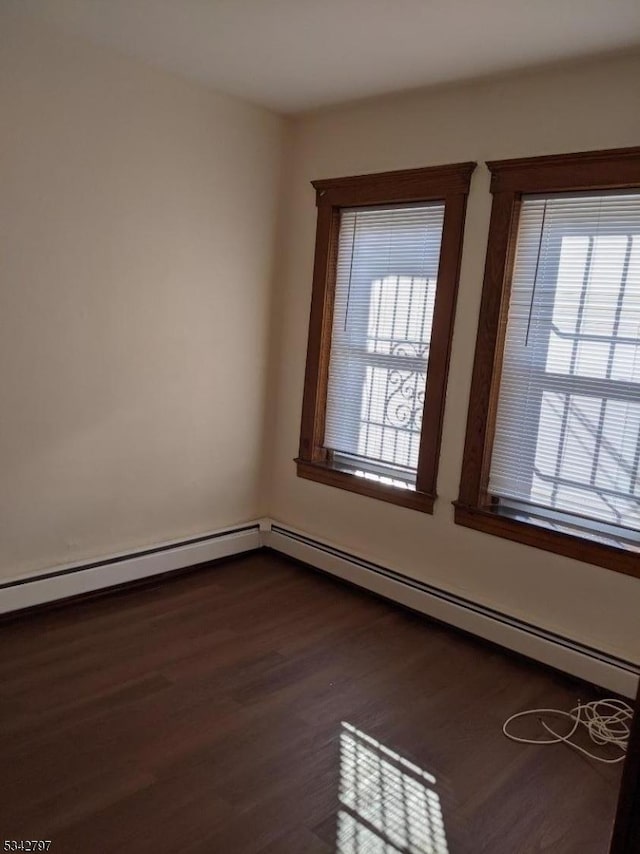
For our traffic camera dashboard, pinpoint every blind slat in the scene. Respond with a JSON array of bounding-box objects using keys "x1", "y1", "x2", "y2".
[
  {"x1": 324, "y1": 204, "x2": 445, "y2": 483},
  {"x1": 488, "y1": 191, "x2": 640, "y2": 532}
]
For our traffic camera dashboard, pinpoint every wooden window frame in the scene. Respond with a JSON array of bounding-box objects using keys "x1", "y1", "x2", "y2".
[
  {"x1": 296, "y1": 162, "x2": 476, "y2": 513},
  {"x1": 455, "y1": 146, "x2": 640, "y2": 579}
]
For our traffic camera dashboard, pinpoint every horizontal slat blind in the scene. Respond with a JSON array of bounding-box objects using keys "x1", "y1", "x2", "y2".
[
  {"x1": 489, "y1": 191, "x2": 640, "y2": 531},
  {"x1": 324, "y1": 203, "x2": 445, "y2": 483}
]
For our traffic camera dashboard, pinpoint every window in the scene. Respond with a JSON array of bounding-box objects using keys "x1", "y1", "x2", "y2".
[
  {"x1": 297, "y1": 163, "x2": 475, "y2": 512},
  {"x1": 456, "y1": 146, "x2": 640, "y2": 577},
  {"x1": 325, "y1": 204, "x2": 444, "y2": 487}
]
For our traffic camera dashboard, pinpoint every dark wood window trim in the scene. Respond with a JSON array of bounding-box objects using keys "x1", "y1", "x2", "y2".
[
  {"x1": 455, "y1": 146, "x2": 640, "y2": 579},
  {"x1": 297, "y1": 162, "x2": 476, "y2": 513}
]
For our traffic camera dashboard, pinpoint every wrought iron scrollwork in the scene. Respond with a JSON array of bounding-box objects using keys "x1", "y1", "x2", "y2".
[
  {"x1": 385, "y1": 368, "x2": 426, "y2": 432},
  {"x1": 389, "y1": 341, "x2": 429, "y2": 360},
  {"x1": 379, "y1": 339, "x2": 428, "y2": 434}
]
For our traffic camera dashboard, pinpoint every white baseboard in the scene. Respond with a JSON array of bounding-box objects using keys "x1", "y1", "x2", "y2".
[
  {"x1": 0, "y1": 521, "x2": 263, "y2": 615},
  {"x1": 265, "y1": 521, "x2": 639, "y2": 699},
  {"x1": 3, "y1": 516, "x2": 637, "y2": 698}
]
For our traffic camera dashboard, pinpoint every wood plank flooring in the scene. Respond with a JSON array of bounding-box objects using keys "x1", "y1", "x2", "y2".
[{"x1": 0, "y1": 551, "x2": 622, "y2": 853}]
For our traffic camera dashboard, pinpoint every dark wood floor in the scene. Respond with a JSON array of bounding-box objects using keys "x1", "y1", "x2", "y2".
[{"x1": 0, "y1": 551, "x2": 622, "y2": 853}]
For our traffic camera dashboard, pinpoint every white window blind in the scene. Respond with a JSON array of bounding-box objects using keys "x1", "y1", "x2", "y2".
[
  {"x1": 324, "y1": 203, "x2": 445, "y2": 486},
  {"x1": 489, "y1": 191, "x2": 640, "y2": 534}
]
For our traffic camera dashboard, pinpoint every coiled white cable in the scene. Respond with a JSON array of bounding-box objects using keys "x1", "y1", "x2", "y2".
[{"x1": 503, "y1": 698, "x2": 633, "y2": 764}]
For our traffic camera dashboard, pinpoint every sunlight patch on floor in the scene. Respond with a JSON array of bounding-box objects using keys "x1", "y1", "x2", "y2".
[{"x1": 336, "y1": 722, "x2": 449, "y2": 854}]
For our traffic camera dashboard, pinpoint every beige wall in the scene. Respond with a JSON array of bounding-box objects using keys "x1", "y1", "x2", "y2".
[
  {"x1": 2, "y1": 13, "x2": 638, "y2": 663},
  {"x1": 266, "y1": 53, "x2": 640, "y2": 663},
  {"x1": 0, "y1": 13, "x2": 283, "y2": 578}
]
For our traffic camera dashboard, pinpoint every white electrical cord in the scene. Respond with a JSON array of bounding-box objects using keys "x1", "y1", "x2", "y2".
[{"x1": 503, "y1": 698, "x2": 633, "y2": 764}]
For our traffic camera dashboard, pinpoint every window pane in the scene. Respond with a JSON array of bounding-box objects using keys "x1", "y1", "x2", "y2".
[
  {"x1": 324, "y1": 204, "x2": 445, "y2": 482},
  {"x1": 489, "y1": 191, "x2": 640, "y2": 531}
]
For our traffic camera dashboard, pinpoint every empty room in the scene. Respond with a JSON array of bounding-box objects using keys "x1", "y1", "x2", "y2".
[{"x1": 1, "y1": 2, "x2": 639, "y2": 852}]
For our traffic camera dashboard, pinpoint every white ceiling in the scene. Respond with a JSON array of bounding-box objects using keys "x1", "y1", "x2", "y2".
[{"x1": 6, "y1": 0, "x2": 640, "y2": 113}]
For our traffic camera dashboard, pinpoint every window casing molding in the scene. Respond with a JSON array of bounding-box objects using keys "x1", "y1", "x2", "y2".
[
  {"x1": 297, "y1": 162, "x2": 476, "y2": 513},
  {"x1": 455, "y1": 146, "x2": 640, "y2": 578}
]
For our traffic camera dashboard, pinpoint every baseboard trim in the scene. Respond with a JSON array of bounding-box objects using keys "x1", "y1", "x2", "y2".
[
  {"x1": 0, "y1": 522, "x2": 263, "y2": 615},
  {"x1": 4, "y1": 517, "x2": 637, "y2": 697},
  {"x1": 265, "y1": 521, "x2": 640, "y2": 698}
]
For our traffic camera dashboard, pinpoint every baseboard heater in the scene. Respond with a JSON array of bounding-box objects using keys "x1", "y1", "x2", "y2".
[
  {"x1": 266, "y1": 522, "x2": 639, "y2": 699},
  {"x1": 0, "y1": 521, "x2": 262, "y2": 615},
  {"x1": 2, "y1": 517, "x2": 636, "y2": 698}
]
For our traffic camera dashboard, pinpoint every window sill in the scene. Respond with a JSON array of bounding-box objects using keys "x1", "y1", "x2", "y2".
[
  {"x1": 453, "y1": 501, "x2": 640, "y2": 579},
  {"x1": 295, "y1": 459, "x2": 435, "y2": 514}
]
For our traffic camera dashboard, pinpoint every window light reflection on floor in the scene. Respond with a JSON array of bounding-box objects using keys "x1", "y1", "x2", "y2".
[{"x1": 337, "y1": 722, "x2": 449, "y2": 854}]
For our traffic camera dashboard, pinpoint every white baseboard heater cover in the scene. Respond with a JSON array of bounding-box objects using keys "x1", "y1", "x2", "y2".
[
  {"x1": 0, "y1": 522, "x2": 262, "y2": 614},
  {"x1": 266, "y1": 522, "x2": 639, "y2": 699},
  {"x1": 2, "y1": 517, "x2": 636, "y2": 699}
]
